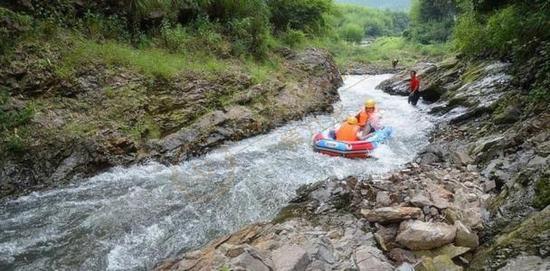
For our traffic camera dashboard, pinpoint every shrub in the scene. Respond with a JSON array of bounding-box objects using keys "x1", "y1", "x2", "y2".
[
  {"x1": 192, "y1": 19, "x2": 231, "y2": 57},
  {"x1": 80, "y1": 11, "x2": 129, "y2": 41},
  {"x1": 4, "y1": 132, "x2": 24, "y2": 153},
  {"x1": 485, "y1": 6, "x2": 520, "y2": 56},
  {"x1": 339, "y1": 23, "x2": 363, "y2": 43},
  {"x1": 227, "y1": 16, "x2": 271, "y2": 57},
  {"x1": 0, "y1": 7, "x2": 32, "y2": 54},
  {"x1": 267, "y1": 0, "x2": 333, "y2": 35},
  {"x1": 453, "y1": 13, "x2": 488, "y2": 56},
  {"x1": 158, "y1": 20, "x2": 190, "y2": 53},
  {"x1": 280, "y1": 29, "x2": 306, "y2": 47},
  {"x1": 409, "y1": 0, "x2": 457, "y2": 43}
]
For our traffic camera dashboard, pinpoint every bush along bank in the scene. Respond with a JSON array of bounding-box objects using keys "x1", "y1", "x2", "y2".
[{"x1": 154, "y1": 58, "x2": 549, "y2": 270}]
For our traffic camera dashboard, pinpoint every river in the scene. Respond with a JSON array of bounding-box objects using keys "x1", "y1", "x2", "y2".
[{"x1": 0, "y1": 75, "x2": 433, "y2": 270}]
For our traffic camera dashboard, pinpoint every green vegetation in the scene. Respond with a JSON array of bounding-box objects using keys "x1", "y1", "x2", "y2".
[
  {"x1": 0, "y1": 89, "x2": 35, "y2": 153},
  {"x1": 407, "y1": 0, "x2": 456, "y2": 44},
  {"x1": 453, "y1": 0, "x2": 550, "y2": 103},
  {"x1": 57, "y1": 38, "x2": 227, "y2": 79},
  {"x1": 319, "y1": 36, "x2": 449, "y2": 68},
  {"x1": 331, "y1": 4, "x2": 409, "y2": 42},
  {"x1": 534, "y1": 174, "x2": 550, "y2": 209},
  {"x1": 335, "y1": 0, "x2": 411, "y2": 11}
]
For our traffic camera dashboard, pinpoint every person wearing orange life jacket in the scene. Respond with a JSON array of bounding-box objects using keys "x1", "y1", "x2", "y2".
[
  {"x1": 355, "y1": 99, "x2": 382, "y2": 134},
  {"x1": 335, "y1": 116, "x2": 362, "y2": 141}
]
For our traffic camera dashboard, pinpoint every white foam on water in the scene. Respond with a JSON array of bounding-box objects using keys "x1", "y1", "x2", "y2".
[{"x1": 0, "y1": 75, "x2": 434, "y2": 270}]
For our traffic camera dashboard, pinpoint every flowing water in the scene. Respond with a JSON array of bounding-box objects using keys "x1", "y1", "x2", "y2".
[{"x1": 0, "y1": 75, "x2": 434, "y2": 271}]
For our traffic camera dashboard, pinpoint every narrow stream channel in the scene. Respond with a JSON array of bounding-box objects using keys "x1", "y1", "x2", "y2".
[{"x1": 0, "y1": 75, "x2": 433, "y2": 271}]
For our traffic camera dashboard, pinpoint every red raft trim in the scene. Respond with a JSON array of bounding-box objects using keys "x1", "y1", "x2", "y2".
[{"x1": 312, "y1": 132, "x2": 376, "y2": 159}]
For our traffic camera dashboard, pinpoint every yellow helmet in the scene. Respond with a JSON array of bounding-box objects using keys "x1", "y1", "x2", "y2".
[
  {"x1": 365, "y1": 99, "x2": 376, "y2": 108},
  {"x1": 346, "y1": 116, "x2": 358, "y2": 125}
]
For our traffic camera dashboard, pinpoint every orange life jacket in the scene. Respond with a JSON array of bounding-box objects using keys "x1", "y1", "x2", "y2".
[
  {"x1": 357, "y1": 109, "x2": 369, "y2": 127},
  {"x1": 336, "y1": 123, "x2": 360, "y2": 141}
]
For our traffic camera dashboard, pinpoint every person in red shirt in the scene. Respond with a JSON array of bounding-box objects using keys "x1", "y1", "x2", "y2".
[{"x1": 408, "y1": 70, "x2": 421, "y2": 106}]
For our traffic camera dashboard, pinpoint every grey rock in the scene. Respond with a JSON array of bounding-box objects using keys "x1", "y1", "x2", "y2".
[
  {"x1": 483, "y1": 179, "x2": 497, "y2": 192},
  {"x1": 354, "y1": 245, "x2": 394, "y2": 271},
  {"x1": 272, "y1": 245, "x2": 310, "y2": 271},
  {"x1": 498, "y1": 256, "x2": 550, "y2": 271},
  {"x1": 454, "y1": 221, "x2": 479, "y2": 249},
  {"x1": 389, "y1": 248, "x2": 417, "y2": 264},
  {"x1": 361, "y1": 207, "x2": 422, "y2": 223},
  {"x1": 230, "y1": 246, "x2": 273, "y2": 271},
  {"x1": 396, "y1": 220, "x2": 456, "y2": 250},
  {"x1": 410, "y1": 193, "x2": 433, "y2": 207},
  {"x1": 374, "y1": 224, "x2": 398, "y2": 251},
  {"x1": 376, "y1": 191, "x2": 392, "y2": 207},
  {"x1": 452, "y1": 150, "x2": 474, "y2": 166}
]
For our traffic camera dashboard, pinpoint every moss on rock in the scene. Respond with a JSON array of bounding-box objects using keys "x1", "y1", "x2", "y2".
[{"x1": 468, "y1": 206, "x2": 550, "y2": 270}]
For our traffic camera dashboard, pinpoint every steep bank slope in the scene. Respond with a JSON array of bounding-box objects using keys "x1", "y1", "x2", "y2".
[
  {"x1": 155, "y1": 59, "x2": 548, "y2": 270},
  {"x1": 0, "y1": 44, "x2": 342, "y2": 199}
]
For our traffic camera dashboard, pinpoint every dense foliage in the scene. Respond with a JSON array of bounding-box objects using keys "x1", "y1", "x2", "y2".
[
  {"x1": 1, "y1": 0, "x2": 339, "y2": 58},
  {"x1": 332, "y1": 4, "x2": 409, "y2": 42},
  {"x1": 406, "y1": 0, "x2": 457, "y2": 44},
  {"x1": 335, "y1": 0, "x2": 411, "y2": 11},
  {"x1": 453, "y1": 0, "x2": 549, "y2": 101}
]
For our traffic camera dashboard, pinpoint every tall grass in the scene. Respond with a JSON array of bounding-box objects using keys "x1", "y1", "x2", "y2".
[{"x1": 57, "y1": 38, "x2": 227, "y2": 78}]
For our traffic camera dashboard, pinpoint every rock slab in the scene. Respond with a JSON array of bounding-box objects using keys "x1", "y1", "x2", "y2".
[{"x1": 361, "y1": 207, "x2": 422, "y2": 223}]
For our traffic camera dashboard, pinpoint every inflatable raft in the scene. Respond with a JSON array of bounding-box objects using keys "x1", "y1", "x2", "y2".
[{"x1": 312, "y1": 126, "x2": 393, "y2": 158}]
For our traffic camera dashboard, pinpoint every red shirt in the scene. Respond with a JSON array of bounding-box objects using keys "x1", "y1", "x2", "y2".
[{"x1": 410, "y1": 76, "x2": 420, "y2": 93}]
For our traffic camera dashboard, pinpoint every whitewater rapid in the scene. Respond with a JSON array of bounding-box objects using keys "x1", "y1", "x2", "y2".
[{"x1": 0, "y1": 75, "x2": 433, "y2": 270}]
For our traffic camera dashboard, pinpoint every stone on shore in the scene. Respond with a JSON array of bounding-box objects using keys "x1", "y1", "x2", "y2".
[
  {"x1": 272, "y1": 245, "x2": 310, "y2": 271},
  {"x1": 454, "y1": 221, "x2": 479, "y2": 249},
  {"x1": 354, "y1": 245, "x2": 394, "y2": 271},
  {"x1": 396, "y1": 220, "x2": 456, "y2": 250},
  {"x1": 361, "y1": 207, "x2": 422, "y2": 223},
  {"x1": 417, "y1": 255, "x2": 463, "y2": 271}
]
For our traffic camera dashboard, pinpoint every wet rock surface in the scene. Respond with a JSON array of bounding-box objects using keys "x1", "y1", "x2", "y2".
[{"x1": 0, "y1": 48, "x2": 343, "y2": 199}]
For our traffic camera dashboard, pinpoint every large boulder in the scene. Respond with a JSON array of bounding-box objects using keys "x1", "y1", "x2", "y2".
[{"x1": 396, "y1": 220, "x2": 456, "y2": 250}]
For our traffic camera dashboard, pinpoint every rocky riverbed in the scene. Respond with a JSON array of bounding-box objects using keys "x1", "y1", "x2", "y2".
[{"x1": 155, "y1": 58, "x2": 549, "y2": 271}]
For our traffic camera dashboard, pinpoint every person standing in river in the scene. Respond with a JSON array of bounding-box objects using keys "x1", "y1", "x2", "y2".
[{"x1": 408, "y1": 70, "x2": 421, "y2": 106}]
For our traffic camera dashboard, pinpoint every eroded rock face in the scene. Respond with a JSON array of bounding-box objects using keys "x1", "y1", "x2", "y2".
[{"x1": 396, "y1": 220, "x2": 456, "y2": 250}]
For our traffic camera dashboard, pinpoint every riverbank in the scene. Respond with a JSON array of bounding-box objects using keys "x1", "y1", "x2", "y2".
[
  {"x1": 155, "y1": 58, "x2": 549, "y2": 270},
  {"x1": 0, "y1": 41, "x2": 342, "y2": 199}
]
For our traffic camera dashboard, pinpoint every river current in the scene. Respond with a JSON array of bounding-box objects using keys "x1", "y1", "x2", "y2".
[{"x1": 0, "y1": 75, "x2": 433, "y2": 270}]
